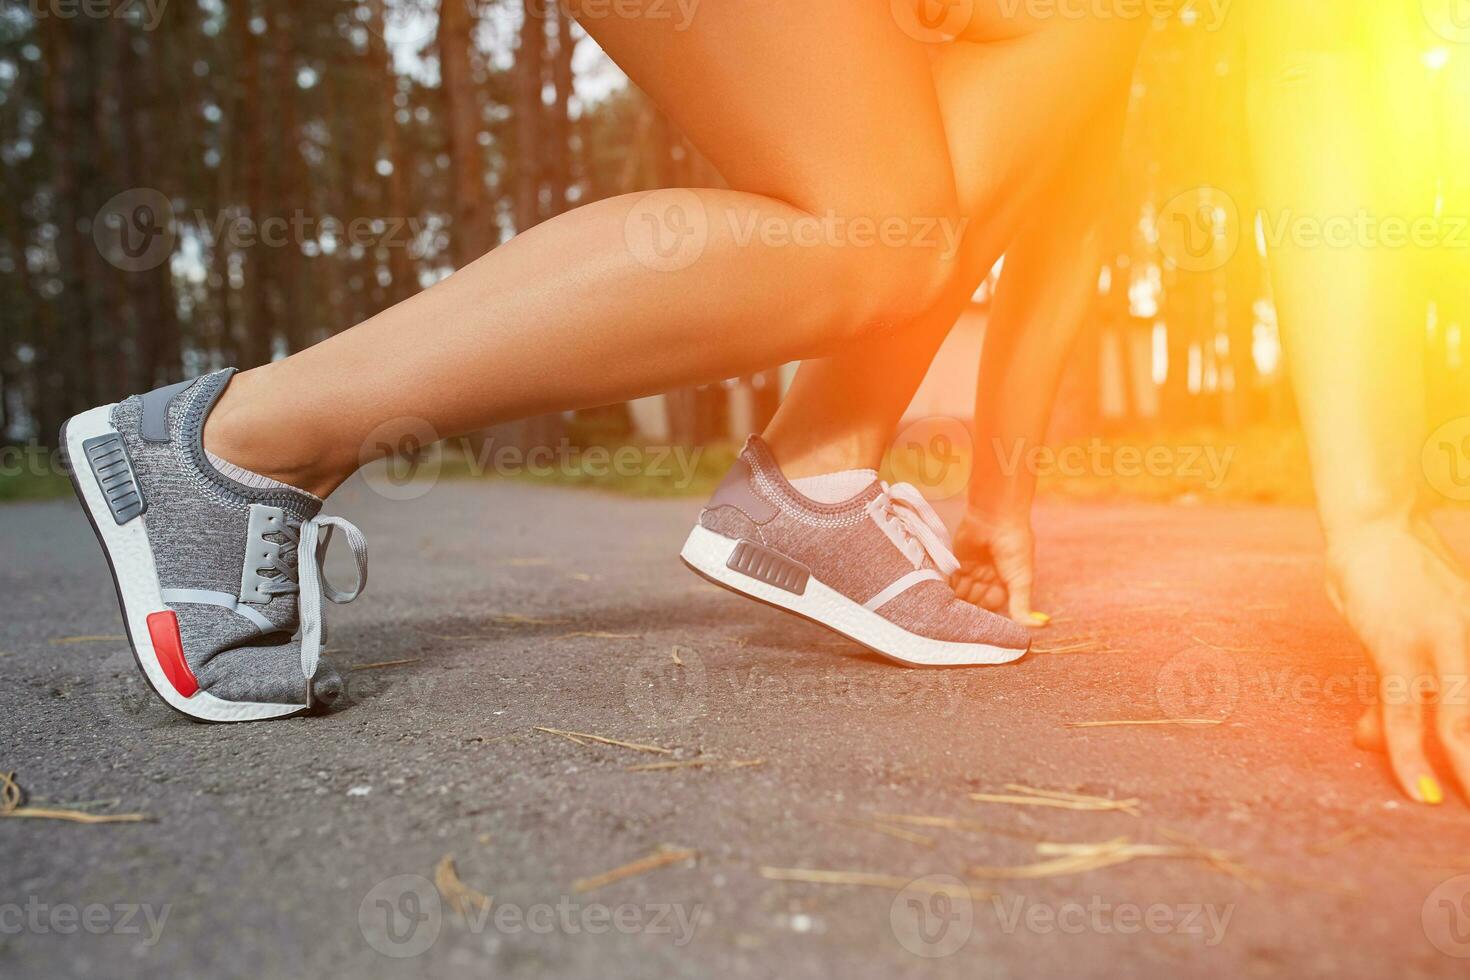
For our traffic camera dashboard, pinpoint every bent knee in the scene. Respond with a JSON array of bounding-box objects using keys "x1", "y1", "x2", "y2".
[{"x1": 821, "y1": 235, "x2": 968, "y2": 348}]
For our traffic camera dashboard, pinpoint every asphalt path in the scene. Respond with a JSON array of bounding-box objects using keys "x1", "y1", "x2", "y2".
[{"x1": 5, "y1": 476, "x2": 1470, "y2": 978}]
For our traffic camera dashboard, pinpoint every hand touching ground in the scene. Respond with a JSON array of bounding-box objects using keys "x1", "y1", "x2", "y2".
[
  {"x1": 950, "y1": 509, "x2": 1048, "y2": 627},
  {"x1": 1327, "y1": 516, "x2": 1470, "y2": 804}
]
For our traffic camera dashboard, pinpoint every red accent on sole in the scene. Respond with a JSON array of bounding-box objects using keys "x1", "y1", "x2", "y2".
[{"x1": 145, "y1": 611, "x2": 199, "y2": 698}]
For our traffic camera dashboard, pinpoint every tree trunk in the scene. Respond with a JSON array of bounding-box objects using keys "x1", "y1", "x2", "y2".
[
  {"x1": 513, "y1": 1, "x2": 546, "y2": 233},
  {"x1": 548, "y1": 4, "x2": 576, "y2": 216},
  {"x1": 235, "y1": 0, "x2": 273, "y2": 367},
  {"x1": 438, "y1": 0, "x2": 494, "y2": 267}
]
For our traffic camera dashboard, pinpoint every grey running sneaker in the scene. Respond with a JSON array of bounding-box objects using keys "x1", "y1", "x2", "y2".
[
  {"x1": 60, "y1": 368, "x2": 367, "y2": 722},
  {"x1": 681, "y1": 436, "x2": 1029, "y2": 666}
]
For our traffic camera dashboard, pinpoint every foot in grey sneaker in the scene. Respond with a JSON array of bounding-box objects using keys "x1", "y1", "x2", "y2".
[
  {"x1": 60, "y1": 368, "x2": 367, "y2": 722},
  {"x1": 681, "y1": 436, "x2": 1029, "y2": 666}
]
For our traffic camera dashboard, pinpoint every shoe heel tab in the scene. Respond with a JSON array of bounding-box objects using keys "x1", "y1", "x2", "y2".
[
  {"x1": 138, "y1": 378, "x2": 199, "y2": 443},
  {"x1": 137, "y1": 368, "x2": 238, "y2": 444},
  {"x1": 707, "y1": 456, "x2": 778, "y2": 524}
]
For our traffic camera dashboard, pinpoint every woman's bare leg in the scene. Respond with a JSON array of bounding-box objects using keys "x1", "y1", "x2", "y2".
[
  {"x1": 204, "y1": 1, "x2": 961, "y2": 499},
  {"x1": 762, "y1": 12, "x2": 1146, "y2": 479}
]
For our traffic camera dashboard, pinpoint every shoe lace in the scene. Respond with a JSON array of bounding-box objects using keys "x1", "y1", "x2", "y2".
[
  {"x1": 258, "y1": 515, "x2": 369, "y2": 683},
  {"x1": 875, "y1": 481, "x2": 960, "y2": 577}
]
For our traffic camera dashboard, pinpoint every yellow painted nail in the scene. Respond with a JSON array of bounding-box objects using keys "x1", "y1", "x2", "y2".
[
  {"x1": 1418, "y1": 775, "x2": 1444, "y2": 805},
  {"x1": 1028, "y1": 612, "x2": 1051, "y2": 626}
]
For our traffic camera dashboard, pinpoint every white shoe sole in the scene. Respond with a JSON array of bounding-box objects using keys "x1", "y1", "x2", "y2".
[
  {"x1": 680, "y1": 524, "x2": 1027, "y2": 668},
  {"x1": 63, "y1": 404, "x2": 307, "y2": 723}
]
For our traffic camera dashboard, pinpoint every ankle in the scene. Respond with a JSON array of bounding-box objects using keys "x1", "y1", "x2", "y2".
[
  {"x1": 203, "y1": 366, "x2": 349, "y2": 499},
  {"x1": 761, "y1": 428, "x2": 884, "y2": 482}
]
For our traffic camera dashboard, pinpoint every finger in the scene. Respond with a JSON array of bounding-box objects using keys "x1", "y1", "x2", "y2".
[
  {"x1": 1006, "y1": 580, "x2": 1036, "y2": 626},
  {"x1": 952, "y1": 573, "x2": 1001, "y2": 612},
  {"x1": 1353, "y1": 706, "x2": 1385, "y2": 752},
  {"x1": 978, "y1": 582, "x2": 1006, "y2": 613},
  {"x1": 1378, "y1": 675, "x2": 1443, "y2": 805},
  {"x1": 1437, "y1": 698, "x2": 1470, "y2": 804},
  {"x1": 951, "y1": 573, "x2": 982, "y2": 607},
  {"x1": 1431, "y1": 632, "x2": 1470, "y2": 801}
]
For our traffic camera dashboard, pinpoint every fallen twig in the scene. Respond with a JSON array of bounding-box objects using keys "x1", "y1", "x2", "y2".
[
  {"x1": 969, "y1": 784, "x2": 1141, "y2": 816},
  {"x1": 489, "y1": 612, "x2": 566, "y2": 626},
  {"x1": 1064, "y1": 719, "x2": 1223, "y2": 729},
  {"x1": 870, "y1": 812, "x2": 1044, "y2": 841},
  {"x1": 842, "y1": 819, "x2": 935, "y2": 848},
  {"x1": 573, "y1": 845, "x2": 697, "y2": 893},
  {"x1": 1031, "y1": 637, "x2": 1110, "y2": 655},
  {"x1": 555, "y1": 631, "x2": 642, "y2": 640},
  {"x1": 534, "y1": 727, "x2": 673, "y2": 755},
  {"x1": 1306, "y1": 827, "x2": 1371, "y2": 855},
  {"x1": 971, "y1": 836, "x2": 1246, "y2": 880},
  {"x1": 625, "y1": 757, "x2": 764, "y2": 772},
  {"x1": 435, "y1": 855, "x2": 492, "y2": 920},
  {"x1": 1189, "y1": 635, "x2": 1256, "y2": 654},
  {"x1": 2, "y1": 808, "x2": 150, "y2": 825},
  {"x1": 48, "y1": 635, "x2": 125, "y2": 646},
  {"x1": 0, "y1": 772, "x2": 149, "y2": 824}
]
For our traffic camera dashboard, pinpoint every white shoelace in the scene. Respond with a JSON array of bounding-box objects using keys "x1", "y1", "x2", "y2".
[
  {"x1": 259, "y1": 515, "x2": 369, "y2": 683},
  {"x1": 876, "y1": 481, "x2": 960, "y2": 577}
]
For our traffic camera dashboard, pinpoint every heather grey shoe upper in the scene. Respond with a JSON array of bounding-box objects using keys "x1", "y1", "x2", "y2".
[
  {"x1": 110, "y1": 368, "x2": 366, "y2": 707},
  {"x1": 699, "y1": 436, "x2": 1029, "y2": 650}
]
